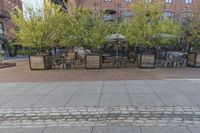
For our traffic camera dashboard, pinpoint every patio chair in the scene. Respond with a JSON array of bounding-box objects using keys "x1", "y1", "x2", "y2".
[
  {"x1": 62, "y1": 52, "x2": 76, "y2": 69},
  {"x1": 67, "y1": 52, "x2": 76, "y2": 66},
  {"x1": 52, "y1": 57, "x2": 64, "y2": 69},
  {"x1": 120, "y1": 57, "x2": 127, "y2": 67},
  {"x1": 173, "y1": 55, "x2": 186, "y2": 67},
  {"x1": 110, "y1": 56, "x2": 116, "y2": 68},
  {"x1": 164, "y1": 55, "x2": 174, "y2": 67}
]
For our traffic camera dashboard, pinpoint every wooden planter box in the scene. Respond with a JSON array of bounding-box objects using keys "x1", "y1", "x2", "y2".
[
  {"x1": 0, "y1": 63, "x2": 16, "y2": 69},
  {"x1": 85, "y1": 54, "x2": 102, "y2": 69},
  {"x1": 138, "y1": 53, "x2": 156, "y2": 68},
  {"x1": 29, "y1": 55, "x2": 52, "y2": 70},
  {"x1": 187, "y1": 52, "x2": 200, "y2": 67}
]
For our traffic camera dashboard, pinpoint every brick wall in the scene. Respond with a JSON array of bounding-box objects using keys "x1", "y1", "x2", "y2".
[
  {"x1": 0, "y1": 0, "x2": 22, "y2": 39},
  {"x1": 67, "y1": 0, "x2": 200, "y2": 19}
]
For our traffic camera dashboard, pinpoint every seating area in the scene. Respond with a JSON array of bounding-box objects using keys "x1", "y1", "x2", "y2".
[{"x1": 50, "y1": 48, "x2": 190, "y2": 69}]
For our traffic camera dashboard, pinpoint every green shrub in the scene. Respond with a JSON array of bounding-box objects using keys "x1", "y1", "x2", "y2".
[
  {"x1": 0, "y1": 51, "x2": 4, "y2": 62},
  {"x1": 17, "y1": 49, "x2": 37, "y2": 56}
]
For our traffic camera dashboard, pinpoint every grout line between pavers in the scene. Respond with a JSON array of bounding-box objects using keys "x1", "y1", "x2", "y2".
[
  {"x1": 29, "y1": 85, "x2": 60, "y2": 108},
  {"x1": 91, "y1": 127, "x2": 95, "y2": 133},
  {"x1": 170, "y1": 82, "x2": 200, "y2": 108},
  {"x1": 139, "y1": 126, "x2": 143, "y2": 133},
  {"x1": 97, "y1": 81, "x2": 104, "y2": 107},
  {"x1": 185, "y1": 126, "x2": 194, "y2": 133},
  {"x1": 41, "y1": 127, "x2": 48, "y2": 133},
  {"x1": 63, "y1": 82, "x2": 84, "y2": 107},
  {"x1": 124, "y1": 80, "x2": 134, "y2": 106},
  {"x1": 145, "y1": 80, "x2": 167, "y2": 106}
]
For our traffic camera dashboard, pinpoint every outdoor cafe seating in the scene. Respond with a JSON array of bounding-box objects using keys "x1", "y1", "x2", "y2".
[
  {"x1": 164, "y1": 51, "x2": 187, "y2": 67},
  {"x1": 52, "y1": 52, "x2": 77, "y2": 69}
]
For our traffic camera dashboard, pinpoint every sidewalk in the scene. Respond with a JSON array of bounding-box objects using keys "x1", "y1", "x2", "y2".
[
  {"x1": 0, "y1": 126, "x2": 199, "y2": 133},
  {"x1": 1, "y1": 59, "x2": 200, "y2": 82},
  {"x1": 0, "y1": 80, "x2": 200, "y2": 132}
]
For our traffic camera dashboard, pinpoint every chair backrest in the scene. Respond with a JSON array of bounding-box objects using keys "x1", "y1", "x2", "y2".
[{"x1": 68, "y1": 52, "x2": 76, "y2": 60}]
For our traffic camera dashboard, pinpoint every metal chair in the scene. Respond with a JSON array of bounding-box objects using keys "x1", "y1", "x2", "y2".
[
  {"x1": 164, "y1": 55, "x2": 174, "y2": 67},
  {"x1": 173, "y1": 55, "x2": 186, "y2": 67},
  {"x1": 52, "y1": 57, "x2": 64, "y2": 69}
]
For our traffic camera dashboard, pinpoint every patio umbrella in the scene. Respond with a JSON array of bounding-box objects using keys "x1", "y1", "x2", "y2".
[
  {"x1": 106, "y1": 33, "x2": 128, "y2": 42},
  {"x1": 152, "y1": 33, "x2": 180, "y2": 39},
  {"x1": 106, "y1": 34, "x2": 127, "y2": 56}
]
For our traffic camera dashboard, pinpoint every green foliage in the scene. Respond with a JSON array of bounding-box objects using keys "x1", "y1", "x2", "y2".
[
  {"x1": 181, "y1": 12, "x2": 200, "y2": 48},
  {"x1": 63, "y1": 9, "x2": 116, "y2": 52},
  {"x1": 17, "y1": 49, "x2": 37, "y2": 55},
  {"x1": 120, "y1": 0, "x2": 180, "y2": 47},
  {"x1": 0, "y1": 51, "x2": 4, "y2": 62},
  {"x1": 11, "y1": 2, "x2": 67, "y2": 54}
]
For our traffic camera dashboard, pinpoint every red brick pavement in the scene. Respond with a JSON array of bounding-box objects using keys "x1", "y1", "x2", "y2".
[{"x1": 0, "y1": 59, "x2": 200, "y2": 82}]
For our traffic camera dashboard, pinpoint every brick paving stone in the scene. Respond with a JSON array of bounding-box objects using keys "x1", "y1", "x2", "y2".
[{"x1": 0, "y1": 106, "x2": 199, "y2": 128}]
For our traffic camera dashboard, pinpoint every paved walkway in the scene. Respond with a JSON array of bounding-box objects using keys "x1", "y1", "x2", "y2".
[
  {"x1": 1, "y1": 80, "x2": 200, "y2": 132},
  {"x1": 1, "y1": 126, "x2": 200, "y2": 133},
  {"x1": 1, "y1": 60, "x2": 200, "y2": 82}
]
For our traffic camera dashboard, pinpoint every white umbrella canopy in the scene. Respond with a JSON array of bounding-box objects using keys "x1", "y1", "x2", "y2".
[
  {"x1": 106, "y1": 34, "x2": 128, "y2": 56},
  {"x1": 152, "y1": 33, "x2": 180, "y2": 39},
  {"x1": 106, "y1": 33, "x2": 128, "y2": 42}
]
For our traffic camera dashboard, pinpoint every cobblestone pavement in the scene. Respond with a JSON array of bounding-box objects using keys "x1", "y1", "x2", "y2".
[
  {"x1": 1, "y1": 80, "x2": 200, "y2": 132},
  {"x1": 0, "y1": 106, "x2": 200, "y2": 128},
  {"x1": 1, "y1": 59, "x2": 200, "y2": 82}
]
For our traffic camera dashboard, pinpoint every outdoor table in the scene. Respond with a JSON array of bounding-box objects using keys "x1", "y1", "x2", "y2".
[
  {"x1": 52, "y1": 56, "x2": 65, "y2": 69},
  {"x1": 166, "y1": 51, "x2": 187, "y2": 67},
  {"x1": 102, "y1": 54, "x2": 110, "y2": 63},
  {"x1": 111, "y1": 56, "x2": 122, "y2": 68},
  {"x1": 167, "y1": 51, "x2": 186, "y2": 60}
]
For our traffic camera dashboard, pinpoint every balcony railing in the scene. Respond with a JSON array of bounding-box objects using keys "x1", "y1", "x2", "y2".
[
  {"x1": 0, "y1": 0, "x2": 10, "y2": 19},
  {"x1": 103, "y1": 15, "x2": 115, "y2": 21},
  {"x1": 0, "y1": 10, "x2": 10, "y2": 19}
]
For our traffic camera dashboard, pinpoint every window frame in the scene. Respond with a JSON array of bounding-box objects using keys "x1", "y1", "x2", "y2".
[
  {"x1": 125, "y1": 0, "x2": 132, "y2": 3},
  {"x1": 165, "y1": 0, "x2": 173, "y2": 4},
  {"x1": 104, "y1": 0, "x2": 112, "y2": 2},
  {"x1": 185, "y1": 0, "x2": 193, "y2": 4},
  {"x1": 144, "y1": 0, "x2": 153, "y2": 3},
  {"x1": 0, "y1": 22, "x2": 4, "y2": 36}
]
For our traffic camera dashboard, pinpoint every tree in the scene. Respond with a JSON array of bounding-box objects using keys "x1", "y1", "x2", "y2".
[
  {"x1": 74, "y1": 0, "x2": 86, "y2": 9},
  {"x1": 63, "y1": 8, "x2": 116, "y2": 52},
  {"x1": 11, "y1": 2, "x2": 67, "y2": 54},
  {"x1": 181, "y1": 9, "x2": 200, "y2": 51},
  {"x1": 120, "y1": 0, "x2": 180, "y2": 47}
]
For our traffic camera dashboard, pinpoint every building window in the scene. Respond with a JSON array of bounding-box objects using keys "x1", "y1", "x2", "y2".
[
  {"x1": 145, "y1": 0, "x2": 153, "y2": 3},
  {"x1": 0, "y1": 23, "x2": 4, "y2": 36},
  {"x1": 165, "y1": 0, "x2": 173, "y2": 4},
  {"x1": 185, "y1": 0, "x2": 192, "y2": 4},
  {"x1": 125, "y1": 0, "x2": 132, "y2": 3},
  {"x1": 121, "y1": 10, "x2": 134, "y2": 17},
  {"x1": 104, "y1": 0, "x2": 112, "y2": 2},
  {"x1": 164, "y1": 11, "x2": 174, "y2": 19}
]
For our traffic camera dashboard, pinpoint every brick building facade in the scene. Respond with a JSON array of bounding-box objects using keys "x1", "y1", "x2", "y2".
[
  {"x1": 0, "y1": 0, "x2": 22, "y2": 40},
  {"x1": 67, "y1": 0, "x2": 200, "y2": 21},
  {"x1": 0, "y1": 0, "x2": 22, "y2": 56}
]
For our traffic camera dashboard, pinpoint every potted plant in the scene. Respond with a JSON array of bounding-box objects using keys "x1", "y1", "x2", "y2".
[
  {"x1": 125, "y1": 2, "x2": 162, "y2": 68},
  {"x1": 0, "y1": 51, "x2": 4, "y2": 63},
  {"x1": 0, "y1": 49, "x2": 16, "y2": 68},
  {"x1": 12, "y1": 3, "x2": 66, "y2": 70},
  {"x1": 187, "y1": 44, "x2": 200, "y2": 67},
  {"x1": 185, "y1": 14, "x2": 200, "y2": 67},
  {"x1": 69, "y1": 9, "x2": 115, "y2": 69},
  {"x1": 123, "y1": 1, "x2": 180, "y2": 68}
]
